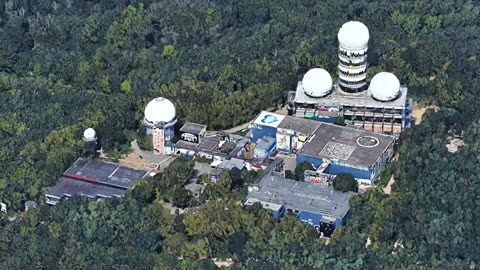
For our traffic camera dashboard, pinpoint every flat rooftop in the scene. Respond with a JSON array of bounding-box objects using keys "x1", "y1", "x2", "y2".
[
  {"x1": 277, "y1": 115, "x2": 321, "y2": 135},
  {"x1": 180, "y1": 122, "x2": 207, "y2": 134},
  {"x1": 293, "y1": 82, "x2": 408, "y2": 109},
  {"x1": 46, "y1": 177, "x2": 127, "y2": 199},
  {"x1": 174, "y1": 135, "x2": 237, "y2": 156},
  {"x1": 247, "y1": 175, "x2": 355, "y2": 220},
  {"x1": 63, "y1": 158, "x2": 149, "y2": 189},
  {"x1": 297, "y1": 123, "x2": 395, "y2": 169},
  {"x1": 46, "y1": 158, "x2": 149, "y2": 200}
]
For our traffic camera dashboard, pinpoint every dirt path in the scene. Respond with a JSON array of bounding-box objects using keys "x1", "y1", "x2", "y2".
[
  {"x1": 413, "y1": 103, "x2": 438, "y2": 125},
  {"x1": 118, "y1": 140, "x2": 175, "y2": 172},
  {"x1": 383, "y1": 152, "x2": 400, "y2": 194},
  {"x1": 383, "y1": 175, "x2": 395, "y2": 194}
]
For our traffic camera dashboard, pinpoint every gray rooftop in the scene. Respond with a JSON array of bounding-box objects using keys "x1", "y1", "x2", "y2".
[
  {"x1": 247, "y1": 175, "x2": 355, "y2": 220},
  {"x1": 174, "y1": 140, "x2": 198, "y2": 151},
  {"x1": 217, "y1": 158, "x2": 246, "y2": 170},
  {"x1": 174, "y1": 135, "x2": 236, "y2": 157},
  {"x1": 256, "y1": 136, "x2": 276, "y2": 151},
  {"x1": 278, "y1": 116, "x2": 321, "y2": 135},
  {"x1": 46, "y1": 177, "x2": 127, "y2": 199},
  {"x1": 46, "y1": 158, "x2": 149, "y2": 200},
  {"x1": 297, "y1": 123, "x2": 395, "y2": 169},
  {"x1": 63, "y1": 158, "x2": 149, "y2": 189},
  {"x1": 293, "y1": 82, "x2": 408, "y2": 109},
  {"x1": 180, "y1": 122, "x2": 207, "y2": 134}
]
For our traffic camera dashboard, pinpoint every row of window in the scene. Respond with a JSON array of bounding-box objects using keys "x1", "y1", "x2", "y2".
[
  {"x1": 339, "y1": 49, "x2": 367, "y2": 57},
  {"x1": 339, "y1": 78, "x2": 367, "y2": 85},
  {"x1": 338, "y1": 59, "x2": 367, "y2": 67},
  {"x1": 339, "y1": 69, "x2": 368, "y2": 77}
]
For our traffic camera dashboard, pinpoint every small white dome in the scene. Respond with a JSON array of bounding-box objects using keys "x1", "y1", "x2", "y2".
[
  {"x1": 369, "y1": 72, "x2": 401, "y2": 101},
  {"x1": 338, "y1": 21, "x2": 370, "y2": 51},
  {"x1": 302, "y1": 68, "x2": 333, "y2": 98},
  {"x1": 83, "y1": 128, "x2": 96, "y2": 142},
  {"x1": 144, "y1": 97, "x2": 176, "y2": 124}
]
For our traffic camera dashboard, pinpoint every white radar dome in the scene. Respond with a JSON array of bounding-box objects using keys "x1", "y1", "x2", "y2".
[
  {"x1": 144, "y1": 97, "x2": 176, "y2": 124},
  {"x1": 369, "y1": 72, "x2": 401, "y2": 101},
  {"x1": 302, "y1": 68, "x2": 333, "y2": 98},
  {"x1": 338, "y1": 21, "x2": 370, "y2": 51},
  {"x1": 83, "y1": 128, "x2": 96, "y2": 142}
]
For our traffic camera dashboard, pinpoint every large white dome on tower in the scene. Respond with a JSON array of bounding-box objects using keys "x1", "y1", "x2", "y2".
[
  {"x1": 369, "y1": 72, "x2": 401, "y2": 101},
  {"x1": 302, "y1": 68, "x2": 333, "y2": 98},
  {"x1": 144, "y1": 97, "x2": 176, "y2": 124},
  {"x1": 83, "y1": 128, "x2": 96, "y2": 142},
  {"x1": 338, "y1": 21, "x2": 370, "y2": 51}
]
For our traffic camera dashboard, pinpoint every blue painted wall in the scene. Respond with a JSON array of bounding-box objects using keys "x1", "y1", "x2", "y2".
[
  {"x1": 296, "y1": 154, "x2": 323, "y2": 169},
  {"x1": 252, "y1": 126, "x2": 277, "y2": 142},
  {"x1": 298, "y1": 211, "x2": 322, "y2": 226},
  {"x1": 334, "y1": 218, "x2": 344, "y2": 229},
  {"x1": 297, "y1": 154, "x2": 373, "y2": 180},
  {"x1": 272, "y1": 206, "x2": 286, "y2": 221},
  {"x1": 327, "y1": 163, "x2": 372, "y2": 180}
]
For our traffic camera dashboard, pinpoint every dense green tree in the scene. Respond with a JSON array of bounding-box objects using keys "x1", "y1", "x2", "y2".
[
  {"x1": 333, "y1": 173, "x2": 358, "y2": 193},
  {"x1": 294, "y1": 162, "x2": 314, "y2": 181},
  {"x1": 1, "y1": 0, "x2": 480, "y2": 269}
]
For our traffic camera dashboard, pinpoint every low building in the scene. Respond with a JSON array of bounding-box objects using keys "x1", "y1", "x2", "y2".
[
  {"x1": 253, "y1": 136, "x2": 276, "y2": 159},
  {"x1": 296, "y1": 123, "x2": 395, "y2": 185},
  {"x1": 250, "y1": 111, "x2": 286, "y2": 142},
  {"x1": 45, "y1": 158, "x2": 149, "y2": 205},
  {"x1": 276, "y1": 116, "x2": 321, "y2": 154},
  {"x1": 174, "y1": 134, "x2": 237, "y2": 161},
  {"x1": 209, "y1": 158, "x2": 246, "y2": 182},
  {"x1": 179, "y1": 122, "x2": 207, "y2": 144},
  {"x1": 245, "y1": 175, "x2": 355, "y2": 237},
  {"x1": 24, "y1": 201, "x2": 38, "y2": 211}
]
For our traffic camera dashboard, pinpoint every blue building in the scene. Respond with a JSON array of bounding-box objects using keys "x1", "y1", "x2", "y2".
[
  {"x1": 296, "y1": 123, "x2": 395, "y2": 185},
  {"x1": 245, "y1": 175, "x2": 355, "y2": 237},
  {"x1": 250, "y1": 111, "x2": 286, "y2": 142},
  {"x1": 254, "y1": 136, "x2": 276, "y2": 159}
]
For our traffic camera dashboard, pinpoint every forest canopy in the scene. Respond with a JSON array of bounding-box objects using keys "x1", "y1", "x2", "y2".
[{"x1": 1, "y1": 0, "x2": 480, "y2": 269}]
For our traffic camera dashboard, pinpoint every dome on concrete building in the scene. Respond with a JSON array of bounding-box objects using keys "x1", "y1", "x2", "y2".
[
  {"x1": 338, "y1": 21, "x2": 370, "y2": 51},
  {"x1": 369, "y1": 72, "x2": 401, "y2": 101},
  {"x1": 302, "y1": 68, "x2": 333, "y2": 98},
  {"x1": 83, "y1": 128, "x2": 96, "y2": 142},
  {"x1": 144, "y1": 97, "x2": 176, "y2": 124}
]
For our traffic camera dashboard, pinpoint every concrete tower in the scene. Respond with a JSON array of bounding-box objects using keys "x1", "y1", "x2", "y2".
[
  {"x1": 142, "y1": 97, "x2": 177, "y2": 155},
  {"x1": 337, "y1": 21, "x2": 370, "y2": 93}
]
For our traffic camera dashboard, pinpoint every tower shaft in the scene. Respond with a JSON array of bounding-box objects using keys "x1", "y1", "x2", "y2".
[{"x1": 338, "y1": 48, "x2": 368, "y2": 92}]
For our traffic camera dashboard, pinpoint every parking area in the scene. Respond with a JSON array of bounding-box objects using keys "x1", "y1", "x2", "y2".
[{"x1": 118, "y1": 140, "x2": 175, "y2": 172}]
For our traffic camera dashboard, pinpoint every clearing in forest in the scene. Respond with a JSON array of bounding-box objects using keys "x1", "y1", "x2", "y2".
[{"x1": 413, "y1": 103, "x2": 438, "y2": 125}]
